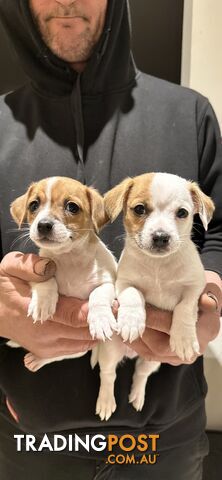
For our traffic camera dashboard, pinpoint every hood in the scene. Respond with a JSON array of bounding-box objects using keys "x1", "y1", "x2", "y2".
[{"x1": 0, "y1": 0, "x2": 137, "y2": 97}]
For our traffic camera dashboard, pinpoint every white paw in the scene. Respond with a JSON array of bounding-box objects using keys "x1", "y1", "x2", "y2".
[
  {"x1": 24, "y1": 353, "x2": 45, "y2": 372},
  {"x1": 88, "y1": 306, "x2": 117, "y2": 341},
  {"x1": 129, "y1": 386, "x2": 146, "y2": 412},
  {"x1": 117, "y1": 305, "x2": 146, "y2": 342},
  {"x1": 170, "y1": 325, "x2": 200, "y2": 361},
  {"x1": 28, "y1": 290, "x2": 58, "y2": 324},
  {"x1": 96, "y1": 392, "x2": 116, "y2": 421}
]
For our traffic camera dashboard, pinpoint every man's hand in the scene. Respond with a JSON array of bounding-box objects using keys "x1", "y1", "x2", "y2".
[
  {"x1": 127, "y1": 290, "x2": 221, "y2": 366},
  {"x1": 0, "y1": 252, "x2": 97, "y2": 359}
]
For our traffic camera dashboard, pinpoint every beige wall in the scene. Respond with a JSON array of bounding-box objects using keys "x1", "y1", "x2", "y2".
[
  {"x1": 182, "y1": 0, "x2": 222, "y2": 130},
  {"x1": 182, "y1": 0, "x2": 222, "y2": 430}
]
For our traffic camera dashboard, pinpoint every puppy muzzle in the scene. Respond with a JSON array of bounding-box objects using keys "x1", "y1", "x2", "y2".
[{"x1": 152, "y1": 230, "x2": 170, "y2": 249}]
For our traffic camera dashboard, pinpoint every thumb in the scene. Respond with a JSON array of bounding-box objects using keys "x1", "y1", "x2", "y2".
[
  {"x1": 1, "y1": 252, "x2": 56, "y2": 282},
  {"x1": 199, "y1": 292, "x2": 220, "y2": 313}
]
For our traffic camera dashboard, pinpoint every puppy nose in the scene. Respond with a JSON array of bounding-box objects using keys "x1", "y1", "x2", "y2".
[
  {"x1": 152, "y1": 231, "x2": 170, "y2": 248},
  {"x1": 38, "y1": 220, "x2": 54, "y2": 235}
]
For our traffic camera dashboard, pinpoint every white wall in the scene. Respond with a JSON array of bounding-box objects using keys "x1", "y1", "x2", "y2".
[
  {"x1": 182, "y1": 0, "x2": 222, "y2": 430},
  {"x1": 181, "y1": 0, "x2": 222, "y2": 130}
]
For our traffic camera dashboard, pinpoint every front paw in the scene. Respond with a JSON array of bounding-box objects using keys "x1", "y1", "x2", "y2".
[
  {"x1": 96, "y1": 391, "x2": 116, "y2": 421},
  {"x1": 88, "y1": 306, "x2": 117, "y2": 341},
  {"x1": 28, "y1": 291, "x2": 58, "y2": 324},
  {"x1": 117, "y1": 305, "x2": 146, "y2": 343},
  {"x1": 170, "y1": 324, "x2": 200, "y2": 361},
  {"x1": 129, "y1": 385, "x2": 146, "y2": 412}
]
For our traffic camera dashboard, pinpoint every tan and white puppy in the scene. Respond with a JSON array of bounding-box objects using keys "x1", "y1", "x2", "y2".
[
  {"x1": 94, "y1": 172, "x2": 214, "y2": 418},
  {"x1": 10, "y1": 176, "x2": 117, "y2": 372}
]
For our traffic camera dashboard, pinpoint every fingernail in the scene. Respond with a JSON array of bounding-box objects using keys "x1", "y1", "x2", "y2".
[
  {"x1": 207, "y1": 292, "x2": 219, "y2": 312},
  {"x1": 34, "y1": 259, "x2": 55, "y2": 276}
]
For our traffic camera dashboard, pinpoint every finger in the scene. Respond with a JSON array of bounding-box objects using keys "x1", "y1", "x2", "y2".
[
  {"x1": 141, "y1": 328, "x2": 175, "y2": 356},
  {"x1": 38, "y1": 339, "x2": 98, "y2": 359},
  {"x1": 112, "y1": 300, "x2": 119, "y2": 317},
  {"x1": 125, "y1": 339, "x2": 184, "y2": 364},
  {"x1": 1, "y1": 252, "x2": 56, "y2": 282},
  {"x1": 57, "y1": 339, "x2": 98, "y2": 355},
  {"x1": 53, "y1": 296, "x2": 89, "y2": 327},
  {"x1": 197, "y1": 311, "x2": 221, "y2": 351},
  {"x1": 164, "y1": 357, "x2": 198, "y2": 366},
  {"x1": 199, "y1": 293, "x2": 219, "y2": 313},
  {"x1": 125, "y1": 339, "x2": 156, "y2": 359},
  {"x1": 33, "y1": 320, "x2": 94, "y2": 341},
  {"x1": 146, "y1": 305, "x2": 172, "y2": 334}
]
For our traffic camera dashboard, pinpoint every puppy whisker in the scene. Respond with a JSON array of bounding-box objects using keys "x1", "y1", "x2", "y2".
[
  {"x1": 115, "y1": 233, "x2": 127, "y2": 242},
  {"x1": 7, "y1": 227, "x2": 30, "y2": 234},
  {"x1": 69, "y1": 227, "x2": 94, "y2": 232},
  {"x1": 10, "y1": 232, "x2": 31, "y2": 249}
]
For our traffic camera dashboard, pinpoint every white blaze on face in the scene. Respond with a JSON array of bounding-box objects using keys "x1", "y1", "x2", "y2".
[
  {"x1": 45, "y1": 177, "x2": 58, "y2": 208},
  {"x1": 151, "y1": 173, "x2": 189, "y2": 208},
  {"x1": 29, "y1": 177, "x2": 71, "y2": 249},
  {"x1": 31, "y1": 177, "x2": 57, "y2": 228},
  {"x1": 138, "y1": 173, "x2": 194, "y2": 254}
]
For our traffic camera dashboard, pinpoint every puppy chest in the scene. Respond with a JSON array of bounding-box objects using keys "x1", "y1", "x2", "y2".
[
  {"x1": 137, "y1": 275, "x2": 184, "y2": 311},
  {"x1": 55, "y1": 265, "x2": 101, "y2": 300}
]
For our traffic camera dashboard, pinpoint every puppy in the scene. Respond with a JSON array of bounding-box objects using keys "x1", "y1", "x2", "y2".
[
  {"x1": 93, "y1": 172, "x2": 215, "y2": 419},
  {"x1": 9, "y1": 176, "x2": 117, "y2": 372}
]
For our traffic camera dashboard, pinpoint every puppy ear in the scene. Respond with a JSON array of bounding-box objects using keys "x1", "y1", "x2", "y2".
[
  {"x1": 188, "y1": 181, "x2": 215, "y2": 230},
  {"x1": 10, "y1": 184, "x2": 35, "y2": 228},
  {"x1": 104, "y1": 178, "x2": 134, "y2": 222},
  {"x1": 10, "y1": 193, "x2": 29, "y2": 228},
  {"x1": 87, "y1": 187, "x2": 109, "y2": 233}
]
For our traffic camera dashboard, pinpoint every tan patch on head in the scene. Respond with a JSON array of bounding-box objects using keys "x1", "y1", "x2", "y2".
[
  {"x1": 10, "y1": 179, "x2": 48, "y2": 227},
  {"x1": 188, "y1": 181, "x2": 215, "y2": 230},
  {"x1": 50, "y1": 177, "x2": 107, "y2": 233},
  {"x1": 104, "y1": 173, "x2": 155, "y2": 235},
  {"x1": 86, "y1": 187, "x2": 109, "y2": 232},
  {"x1": 49, "y1": 178, "x2": 91, "y2": 233},
  {"x1": 10, "y1": 177, "x2": 107, "y2": 234},
  {"x1": 104, "y1": 177, "x2": 134, "y2": 222},
  {"x1": 104, "y1": 173, "x2": 155, "y2": 234},
  {"x1": 124, "y1": 173, "x2": 155, "y2": 234}
]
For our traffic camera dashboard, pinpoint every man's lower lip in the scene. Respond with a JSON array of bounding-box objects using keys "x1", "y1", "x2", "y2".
[{"x1": 51, "y1": 16, "x2": 84, "y2": 20}]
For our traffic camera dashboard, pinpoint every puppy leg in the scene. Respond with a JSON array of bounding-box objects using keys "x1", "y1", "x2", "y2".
[
  {"x1": 95, "y1": 335, "x2": 125, "y2": 421},
  {"x1": 129, "y1": 358, "x2": 160, "y2": 411},
  {"x1": 170, "y1": 288, "x2": 201, "y2": 361},
  {"x1": 116, "y1": 282, "x2": 146, "y2": 342},
  {"x1": 27, "y1": 278, "x2": 59, "y2": 323},
  {"x1": 88, "y1": 283, "x2": 117, "y2": 341}
]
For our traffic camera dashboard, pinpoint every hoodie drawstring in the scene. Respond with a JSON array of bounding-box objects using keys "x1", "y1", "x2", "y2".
[{"x1": 71, "y1": 73, "x2": 85, "y2": 183}]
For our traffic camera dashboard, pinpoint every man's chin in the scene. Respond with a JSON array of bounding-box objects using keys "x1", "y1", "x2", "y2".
[{"x1": 43, "y1": 30, "x2": 94, "y2": 65}]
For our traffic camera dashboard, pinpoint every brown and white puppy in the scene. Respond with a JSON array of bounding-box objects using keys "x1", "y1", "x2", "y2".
[
  {"x1": 93, "y1": 172, "x2": 214, "y2": 418},
  {"x1": 9, "y1": 176, "x2": 117, "y2": 372}
]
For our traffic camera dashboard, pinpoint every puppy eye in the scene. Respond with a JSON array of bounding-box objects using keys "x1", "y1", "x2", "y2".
[
  {"x1": 176, "y1": 208, "x2": 189, "y2": 219},
  {"x1": 29, "y1": 199, "x2": 40, "y2": 213},
  {"x1": 133, "y1": 204, "x2": 146, "y2": 216},
  {"x1": 65, "y1": 202, "x2": 80, "y2": 214}
]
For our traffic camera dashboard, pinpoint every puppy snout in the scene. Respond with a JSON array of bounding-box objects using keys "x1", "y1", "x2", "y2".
[
  {"x1": 152, "y1": 230, "x2": 170, "y2": 248},
  {"x1": 37, "y1": 219, "x2": 54, "y2": 236}
]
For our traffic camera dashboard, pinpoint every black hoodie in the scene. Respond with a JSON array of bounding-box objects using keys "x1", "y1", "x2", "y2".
[{"x1": 0, "y1": 0, "x2": 221, "y2": 456}]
